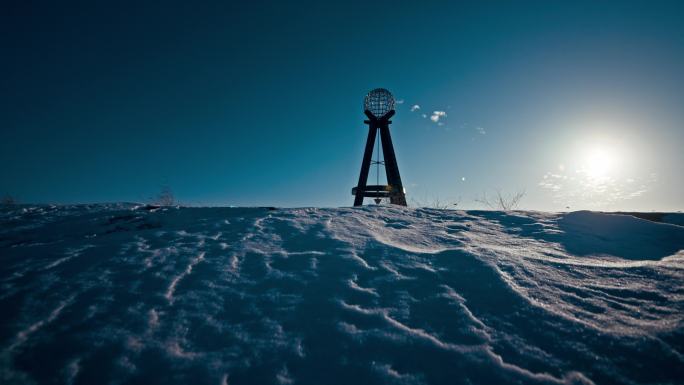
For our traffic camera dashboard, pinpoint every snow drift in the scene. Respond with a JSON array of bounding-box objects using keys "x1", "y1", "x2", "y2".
[{"x1": 1, "y1": 204, "x2": 683, "y2": 385}]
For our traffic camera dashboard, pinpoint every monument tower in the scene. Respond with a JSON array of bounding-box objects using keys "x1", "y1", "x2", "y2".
[{"x1": 352, "y1": 88, "x2": 407, "y2": 206}]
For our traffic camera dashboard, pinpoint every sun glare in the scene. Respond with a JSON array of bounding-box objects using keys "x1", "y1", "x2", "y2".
[
  {"x1": 580, "y1": 144, "x2": 618, "y2": 179},
  {"x1": 584, "y1": 147, "x2": 614, "y2": 178},
  {"x1": 540, "y1": 133, "x2": 648, "y2": 209}
]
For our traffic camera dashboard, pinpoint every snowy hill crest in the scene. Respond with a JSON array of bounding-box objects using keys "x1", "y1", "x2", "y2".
[{"x1": 1, "y1": 205, "x2": 683, "y2": 385}]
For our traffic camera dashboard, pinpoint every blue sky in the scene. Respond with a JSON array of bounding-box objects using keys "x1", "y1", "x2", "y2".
[{"x1": 1, "y1": 1, "x2": 683, "y2": 210}]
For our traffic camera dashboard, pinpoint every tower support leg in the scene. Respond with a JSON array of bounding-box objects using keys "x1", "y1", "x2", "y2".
[
  {"x1": 379, "y1": 125, "x2": 407, "y2": 206},
  {"x1": 353, "y1": 126, "x2": 377, "y2": 206}
]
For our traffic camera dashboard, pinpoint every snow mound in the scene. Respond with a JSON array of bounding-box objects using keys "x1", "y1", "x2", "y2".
[{"x1": 1, "y1": 204, "x2": 683, "y2": 385}]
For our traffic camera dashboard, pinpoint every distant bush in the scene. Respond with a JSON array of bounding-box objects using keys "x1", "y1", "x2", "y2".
[
  {"x1": 475, "y1": 189, "x2": 525, "y2": 211},
  {"x1": 410, "y1": 195, "x2": 461, "y2": 209},
  {"x1": 153, "y1": 186, "x2": 175, "y2": 206},
  {"x1": 1, "y1": 195, "x2": 17, "y2": 205}
]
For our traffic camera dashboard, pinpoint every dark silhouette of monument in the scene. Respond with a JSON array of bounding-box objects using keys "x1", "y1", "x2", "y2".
[{"x1": 352, "y1": 88, "x2": 407, "y2": 206}]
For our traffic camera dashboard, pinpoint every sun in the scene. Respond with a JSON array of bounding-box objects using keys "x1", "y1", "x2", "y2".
[{"x1": 581, "y1": 144, "x2": 618, "y2": 179}]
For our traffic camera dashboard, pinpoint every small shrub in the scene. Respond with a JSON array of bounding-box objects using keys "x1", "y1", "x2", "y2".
[
  {"x1": 475, "y1": 189, "x2": 525, "y2": 211},
  {"x1": 153, "y1": 186, "x2": 175, "y2": 206},
  {"x1": 1, "y1": 195, "x2": 17, "y2": 205},
  {"x1": 410, "y1": 195, "x2": 461, "y2": 209}
]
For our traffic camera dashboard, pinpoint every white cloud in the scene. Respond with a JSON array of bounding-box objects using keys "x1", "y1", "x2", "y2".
[
  {"x1": 421, "y1": 113, "x2": 427, "y2": 119},
  {"x1": 396, "y1": 99, "x2": 405, "y2": 104},
  {"x1": 430, "y1": 111, "x2": 446, "y2": 123},
  {"x1": 538, "y1": 169, "x2": 656, "y2": 209},
  {"x1": 475, "y1": 126, "x2": 486, "y2": 135},
  {"x1": 410, "y1": 104, "x2": 420, "y2": 112}
]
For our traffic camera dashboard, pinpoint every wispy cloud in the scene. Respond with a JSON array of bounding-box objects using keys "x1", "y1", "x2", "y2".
[
  {"x1": 410, "y1": 104, "x2": 420, "y2": 112},
  {"x1": 538, "y1": 168, "x2": 656, "y2": 209},
  {"x1": 476, "y1": 126, "x2": 486, "y2": 135}
]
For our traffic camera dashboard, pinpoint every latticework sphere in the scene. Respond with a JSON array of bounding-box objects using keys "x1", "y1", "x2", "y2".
[{"x1": 364, "y1": 88, "x2": 395, "y2": 118}]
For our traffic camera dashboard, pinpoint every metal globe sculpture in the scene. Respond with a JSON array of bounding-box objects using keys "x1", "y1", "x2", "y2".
[{"x1": 363, "y1": 88, "x2": 395, "y2": 118}]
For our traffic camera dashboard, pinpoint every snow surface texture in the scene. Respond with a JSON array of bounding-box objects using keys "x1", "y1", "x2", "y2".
[{"x1": 1, "y1": 204, "x2": 683, "y2": 385}]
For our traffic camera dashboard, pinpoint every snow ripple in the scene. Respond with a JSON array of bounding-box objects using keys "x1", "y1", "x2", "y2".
[
  {"x1": 0, "y1": 204, "x2": 682, "y2": 385},
  {"x1": 165, "y1": 252, "x2": 206, "y2": 302}
]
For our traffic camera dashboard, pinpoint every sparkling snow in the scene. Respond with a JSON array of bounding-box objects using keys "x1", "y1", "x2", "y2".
[{"x1": 1, "y1": 204, "x2": 683, "y2": 385}]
